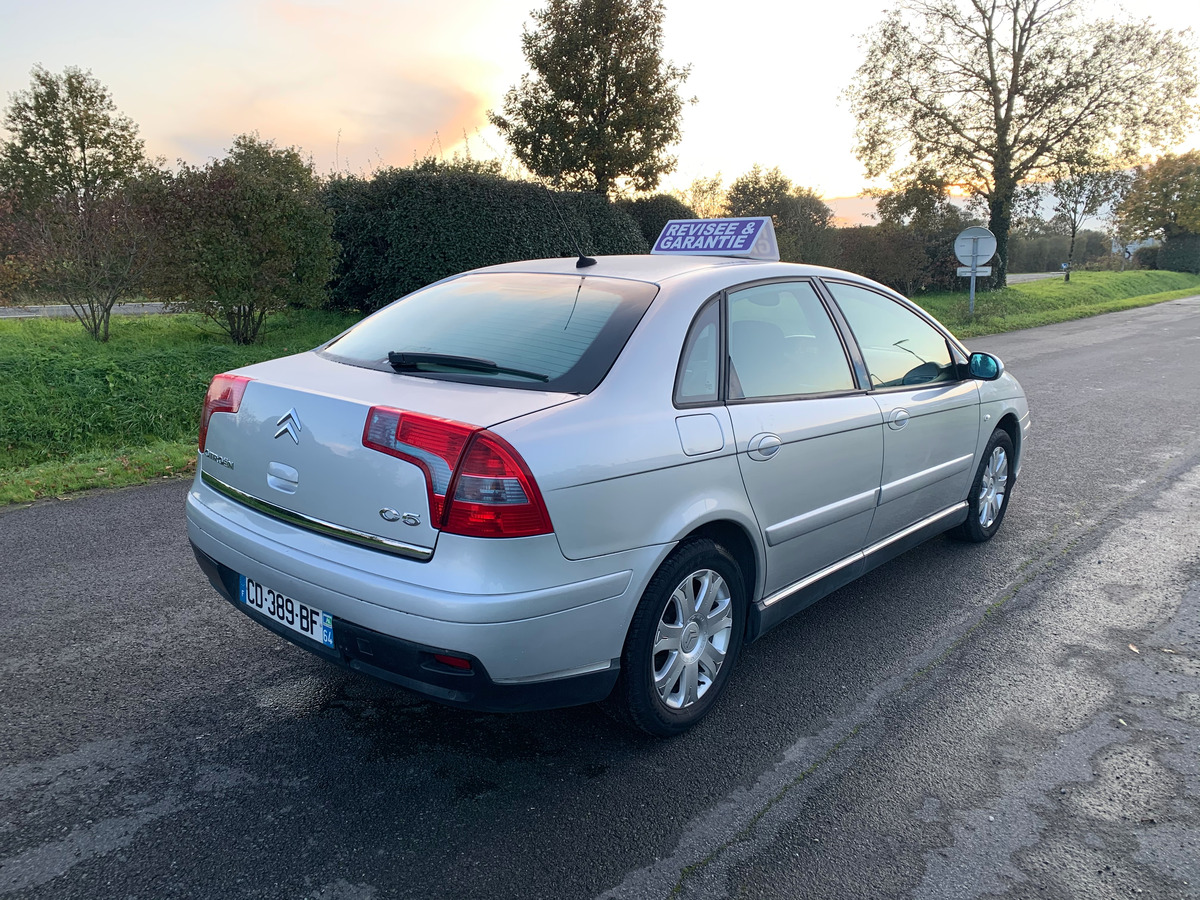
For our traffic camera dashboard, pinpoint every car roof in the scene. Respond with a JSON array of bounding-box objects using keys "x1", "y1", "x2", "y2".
[
  {"x1": 474, "y1": 254, "x2": 781, "y2": 284},
  {"x1": 470, "y1": 253, "x2": 899, "y2": 291}
]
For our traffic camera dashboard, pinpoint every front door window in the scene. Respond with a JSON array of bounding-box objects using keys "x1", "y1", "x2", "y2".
[{"x1": 727, "y1": 281, "x2": 855, "y2": 399}]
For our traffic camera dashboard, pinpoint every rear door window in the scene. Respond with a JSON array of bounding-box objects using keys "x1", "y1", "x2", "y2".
[{"x1": 321, "y1": 273, "x2": 658, "y2": 393}]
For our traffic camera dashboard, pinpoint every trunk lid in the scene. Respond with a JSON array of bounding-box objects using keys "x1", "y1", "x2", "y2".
[{"x1": 199, "y1": 352, "x2": 577, "y2": 556}]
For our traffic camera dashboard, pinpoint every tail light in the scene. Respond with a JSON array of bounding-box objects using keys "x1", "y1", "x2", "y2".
[
  {"x1": 363, "y1": 407, "x2": 552, "y2": 538},
  {"x1": 199, "y1": 374, "x2": 252, "y2": 451},
  {"x1": 444, "y1": 432, "x2": 552, "y2": 537}
]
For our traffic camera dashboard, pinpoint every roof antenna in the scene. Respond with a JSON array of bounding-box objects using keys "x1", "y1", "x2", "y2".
[{"x1": 541, "y1": 182, "x2": 596, "y2": 268}]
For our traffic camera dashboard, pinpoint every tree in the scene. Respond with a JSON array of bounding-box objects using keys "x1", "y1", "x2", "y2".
[
  {"x1": 157, "y1": 135, "x2": 337, "y2": 344},
  {"x1": 1120, "y1": 151, "x2": 1200, "y2": 240},
  {"x1": 0, "y1": 66, "x2": 157, "y2": 340},
  {"x1": 726, "y1": 165, "x2": 792, "y2": 221},
  {"x1": 675, "y1": 173, "x2": 727, "y2": 219},
  {"x1": 1007, "y1": 223, "x2": 1110, "y2": 273},
  {"x1": 0, "y1": 66, "x2": 145, "y2": 212},
  {"x1": 846, "y1": 0, "x2": 1197, "y2": 286},
  {"x1": 726, "y1": 165, "x2": 835, "y2": 264},
  {"x1": 1120, "y1": 151, "x2": 1200, "y2": 274},
  {"x1": 874, "y1": 168, "x2": 963, "y2": 233},
  {"x1": 1049, "y1": 164, "x2": 1128, "y2": 281},
  {"x1": 489, "y1": 0, "x2": 690, "y2": 196},
  {"x1": 15, "y1": 178, "x2": 166, "y2": 340}
]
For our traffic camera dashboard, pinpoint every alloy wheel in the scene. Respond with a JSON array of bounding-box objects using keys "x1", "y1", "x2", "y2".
[
  {"x1": 652, "y1": 568, "x2": 733, "y2": 709},
  {"x1": 978, "y1": 445, "x2": 1009, "y2": 529}
]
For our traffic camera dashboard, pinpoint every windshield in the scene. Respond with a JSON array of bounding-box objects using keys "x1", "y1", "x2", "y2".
[{"x1": 322, "y1": 272, "x2": 659, "y2": 393}]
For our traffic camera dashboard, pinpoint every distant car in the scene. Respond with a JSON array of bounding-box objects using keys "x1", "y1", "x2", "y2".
[{"x1": 186, "y1": 217, "x2": 1029, "y2": 736}]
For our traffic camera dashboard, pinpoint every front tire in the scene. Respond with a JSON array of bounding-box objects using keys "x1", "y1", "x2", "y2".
[
  {"x1": 954, "y1": 429, "x2": 1014, "y2": 543},
  {"x1": 609, "y1": 539, "x2": 747, "y2": 737}
]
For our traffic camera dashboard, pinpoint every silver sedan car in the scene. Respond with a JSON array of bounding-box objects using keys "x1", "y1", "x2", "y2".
[{"x1": 186, "y1": 217, "x2": 1029, "y2": 736}]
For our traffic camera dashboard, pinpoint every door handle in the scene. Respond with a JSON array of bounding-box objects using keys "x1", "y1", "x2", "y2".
[{"x1": 747, "y1": 433, "x2": 782, "y2": 461}]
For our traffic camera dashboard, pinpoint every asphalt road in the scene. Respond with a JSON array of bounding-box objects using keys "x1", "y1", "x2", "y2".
[
  {"x1": 0, "y1": 302, "x2": 166, "y2": 319},
  {"x1": 3, "y1": 296, "x2": 1199, "y2": 900}
]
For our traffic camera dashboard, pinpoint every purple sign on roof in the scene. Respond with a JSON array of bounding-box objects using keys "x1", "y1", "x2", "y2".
[{"x1": 651, "y1": 217, "x2": 779, "y2": 260}]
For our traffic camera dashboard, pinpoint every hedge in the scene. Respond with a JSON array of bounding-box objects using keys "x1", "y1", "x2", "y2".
[
  {"x1": 325, "y1": 170, "x2": 649, "y2": 312},
  {"x1": 616, "y1": 194, "x2": 696, "y2": 248}
]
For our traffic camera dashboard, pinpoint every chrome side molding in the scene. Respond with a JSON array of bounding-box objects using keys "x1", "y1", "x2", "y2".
[{"x1": 761, "y1": 502, "x2": 968, "y2": 608}]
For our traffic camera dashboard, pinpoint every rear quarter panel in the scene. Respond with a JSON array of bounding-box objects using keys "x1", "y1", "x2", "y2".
[{"x1": 492, "y1": 272, "x2": 763, "y2": 564}]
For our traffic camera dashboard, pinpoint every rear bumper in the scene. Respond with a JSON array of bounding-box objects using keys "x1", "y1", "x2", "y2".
[
  {"x1": 192, "y1": 545, "x2": 619, "y2": 711},
  {"x1": 185, "y1": 476, "x2": 669, "y2": 705}
]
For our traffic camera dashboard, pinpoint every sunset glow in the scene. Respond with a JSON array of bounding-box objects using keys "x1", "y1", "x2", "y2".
[{"x1": 2, "y1": 0, "x2": 1197, "y2": 219}]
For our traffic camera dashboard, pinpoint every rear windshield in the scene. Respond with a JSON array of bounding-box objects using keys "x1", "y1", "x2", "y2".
[{"x1": 321, "y1": 272, "x2": 659, "y2": 393}]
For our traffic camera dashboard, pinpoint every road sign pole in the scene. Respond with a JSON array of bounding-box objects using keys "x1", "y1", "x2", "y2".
[
  {"x1": 956, "y1": 229, "x2": 995, "y2": 316},
  {"x1": 969, "y1": 238, "x2": 979, "y2": 315}
]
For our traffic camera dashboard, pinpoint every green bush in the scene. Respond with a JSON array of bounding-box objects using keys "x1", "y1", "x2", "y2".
[
  {"x1": 157, "y1": 135, "x2": 338, "y2": 344},
  {"x1": 836, "y1": 224, "x2": 927, "y2": 295},
  {"x1": 1160, "y1": 233, "x2": 1200, "y2": 275},
  {"x1": 1132, "y1": 245, "x2": 1159, "y2": 270},
  {"x1": 617, "y1": 193, "x2": 696, "y2": 247},
  {"x1": 325, "y1": 170, "x2": 648, "y2": 312}
]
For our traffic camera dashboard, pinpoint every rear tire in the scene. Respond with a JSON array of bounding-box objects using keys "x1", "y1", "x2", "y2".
[
  {"x1": 953, "y1": 429, "x2": 1014, "y2": 543},
  {"x1": 608, "y1": 539, "x2": 746, "y2": 737}
]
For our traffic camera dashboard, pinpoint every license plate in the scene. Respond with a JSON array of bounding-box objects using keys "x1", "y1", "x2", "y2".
[{"x1": 239, "y1": 575, "x2": 334, "y2": 648}]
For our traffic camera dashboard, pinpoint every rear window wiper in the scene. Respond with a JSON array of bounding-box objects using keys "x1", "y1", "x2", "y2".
[{"x1": 387, "y1": 351, "x2": 549, "y2": 382}]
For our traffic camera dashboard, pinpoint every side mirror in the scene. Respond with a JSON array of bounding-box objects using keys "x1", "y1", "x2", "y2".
[{"x1": 968, "y1": 352, "x2": 1004, "y2": 381}]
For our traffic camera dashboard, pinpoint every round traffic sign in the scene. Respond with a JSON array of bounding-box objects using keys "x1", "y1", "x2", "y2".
[{"x1": 954, "y1": 226, "x2": 997, "y2": 267}]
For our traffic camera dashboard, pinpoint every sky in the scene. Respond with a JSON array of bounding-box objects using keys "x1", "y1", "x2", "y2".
[{"x1": 1, "y1": 0, "x2": 1198, "y2": 224}]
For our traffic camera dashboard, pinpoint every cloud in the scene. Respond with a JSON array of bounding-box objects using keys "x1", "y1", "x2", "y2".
[
  {"x1": 148, "y1": 0, "x2": 499, "y2": 172},
  {"x1": 165, "y1": 73, "x2": 486, "y2": 173}
]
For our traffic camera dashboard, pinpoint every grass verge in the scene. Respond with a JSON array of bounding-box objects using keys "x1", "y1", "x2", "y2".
[
  {"x1": 914, "y1": 269, "x2": 1200, "y2": 338},
  {"x1": 0, "y1": 309, "x2": 358, "y2": 505},
  {"x1": 2, "y1": 270, "x2": 1198, "y2": 506},
  {"x1": 0, "y1": 440, "x2": 197, "y2": 504}
]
